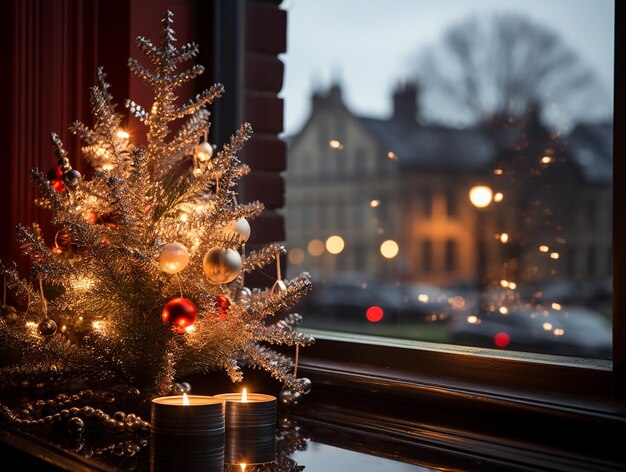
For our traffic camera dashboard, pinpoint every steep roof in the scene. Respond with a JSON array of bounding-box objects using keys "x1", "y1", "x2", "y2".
[
  {"x1": 357, "y1": 117, "x2": 495, "y2": 172},
  {"x1": 566, "y1": 122, "x2": 613, "y2": 184}
]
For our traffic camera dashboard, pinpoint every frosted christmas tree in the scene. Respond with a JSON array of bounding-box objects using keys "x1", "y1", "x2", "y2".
[{"x1": 0, "y1": 11, "x2": 313, "y2": 420}]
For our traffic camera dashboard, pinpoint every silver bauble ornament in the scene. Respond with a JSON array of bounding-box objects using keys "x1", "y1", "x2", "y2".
[
  {"x1": 63, "y1": 169, "x2": 82, "y2": 189},
  {"x1": 279, "y1": 387, "x2": 302, "y2": 406},
  {"x1": 224, "y1": 218, "x2": 251, "y2": 243},
  {"x1": 238, "y1": 286, "x2": 252, "y2": 301},
  {"x1": 203, "y1": 248, "x2": 242, "y2": 284},
  {"x1": 159, "y1": 242, "x2": 190, "y2": 274},
  {"x1": 0, "y1": 304, "x2": 18, "y2": 324},
  {"x1": 270, "y1": 279, "x2": 288, "y2": 296},
  {"x1": 194, "y1": 142, "x2": 213, "y2": 162},
  {"x1": 37, "y1": 318, "x2": 57, "y2": 337},
  {"x1": 299, "y1": 377, "x2": 312, "y2": 395}
]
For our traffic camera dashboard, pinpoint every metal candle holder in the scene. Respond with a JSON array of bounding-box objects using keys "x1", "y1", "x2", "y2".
[
  {"x1": 150, "y1": 395, "x2": 225, "y2": 472},
  {"x1": 214, "y1": 393, "x2": 277, "y2": 465}
]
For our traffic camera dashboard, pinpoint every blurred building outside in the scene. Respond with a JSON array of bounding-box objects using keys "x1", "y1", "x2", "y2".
[{"x1": 284, "y1": 82, "x2": 612, "y2": 317}]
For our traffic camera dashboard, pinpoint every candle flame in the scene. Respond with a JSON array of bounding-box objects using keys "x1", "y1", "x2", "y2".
[
  {"x1": 240, "y1": 464, "x2": 247, "y2": 471},
  {"x1": 241, "y1": 388, "x2": 248, "y2": 402},
  {"x1": 182, "y1": 393, "x2": 190, "y2": 406}
]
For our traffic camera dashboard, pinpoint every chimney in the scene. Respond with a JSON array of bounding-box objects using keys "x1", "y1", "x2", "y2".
[
  {"x1": 312, "y1": 82, "x2": 344, "y2": 112},
  {"x1": 392, "y1": 81, "x2": 418, "y2": 123}
]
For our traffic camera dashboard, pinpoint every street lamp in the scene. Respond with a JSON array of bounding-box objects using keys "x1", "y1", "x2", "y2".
[
  {"x1": 469, "y1": 185, "x2": 493, "y2": 315},
  {"x1": 469, "y1": 185, "x2": 493, "y2": 208}
]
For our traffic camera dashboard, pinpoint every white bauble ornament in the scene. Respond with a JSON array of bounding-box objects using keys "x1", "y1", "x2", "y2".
[
  {"x1": 224, "y1": 218, "x2": 251, "y2": 243},
  {"x1": 194, "y1": 142, "x2": 213, "y2": 162},
  {"x1": 203, "y1": 248, "x2": 242, "y2": 284},
  {"x1": 159, "y1": 243, "x2": 190, "y2": 274}
]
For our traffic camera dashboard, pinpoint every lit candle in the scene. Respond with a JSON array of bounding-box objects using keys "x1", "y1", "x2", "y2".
[
  {"x1": 150, "y1": 393, "x2": 225, "y2": 471},
  {"x1": 214, "y1": 389, "x2": 276, "y2": 465}
]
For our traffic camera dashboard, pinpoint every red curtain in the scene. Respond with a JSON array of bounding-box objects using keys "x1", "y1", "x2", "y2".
[{"x1": 0, "y1": 0, "x2": 195, "y2": 279}]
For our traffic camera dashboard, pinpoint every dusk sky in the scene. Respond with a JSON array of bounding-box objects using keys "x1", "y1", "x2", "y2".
[{"x1": 280, "y1": 0, "x2": 615, "y2": 135}]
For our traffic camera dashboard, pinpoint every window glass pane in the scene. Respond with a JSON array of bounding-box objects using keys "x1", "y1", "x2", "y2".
[{"x1": 283, "y1": 0, "x2": 614, "y2": 359}]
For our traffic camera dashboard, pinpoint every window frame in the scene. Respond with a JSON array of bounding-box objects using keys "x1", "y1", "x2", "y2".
[
  {"x1": 280, "y1": 0, "x2": 625, "y2": 431},
  {"x1": 219, "y1": 0, "x2": 625, "y2": 462}
]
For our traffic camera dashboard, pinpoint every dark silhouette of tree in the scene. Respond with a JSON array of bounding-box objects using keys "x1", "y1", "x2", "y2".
[{"x1": 415, "y1": 14, "x2": 607, "y2": 127}]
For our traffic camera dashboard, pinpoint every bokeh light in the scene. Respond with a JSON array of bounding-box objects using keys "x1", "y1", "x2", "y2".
[
  {"x1": 380, "y1": 240, "x2": 399, "y2": 259},
  {"x1": 307, "y1": 239, "x2": 325, "y2": 256},
  {"x1": 366, "y1": 306, "x2": 384, "y2": 323},
  {"x1": 494, "y1": 192, "x2": 504, "y2": 202},
  {"x1": 494, "y1": 332, "x2": 510, "y2": 347},
  {"x1": 288, "y1": 248, "x2": 305, "y2": 264},
  {"x1": 499, "y1": 233, "x2": 509, "y2": 243},
  {"x1": 370, "y1": 199, "x2": 381, "y2": 208},
  {"x1": 328, "y1": 139, "x2": 344, "y2": 150},
  {"x1": 326, "y1": 235, "x2": 345, "y2": 254},
  {"x1": 469, "y1": 185, "x2": 493, "y2": 208}
]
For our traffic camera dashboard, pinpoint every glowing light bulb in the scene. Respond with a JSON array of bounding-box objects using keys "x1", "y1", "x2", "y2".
[
  {"x1": 469, "y1": 186, "x2": 493, "y2": 208},
  {"x1": 92, "y1": 321, "x2": 104, "y2": 331},
  {"x1": 183, "y1": 393, "x2": 190, "y2": 405},
  {"x1": 117, "y1": 130, "x2": 130, "y2": 139},
  {"x1": 499, "y1": 233, "x2": 509, "y2": 243},
  {"x1": 241, "y1": 388, "x2": 248, "y2": 402},
  {"x1": 240, "y1": 464, "x2": 247, "y2": 471}
]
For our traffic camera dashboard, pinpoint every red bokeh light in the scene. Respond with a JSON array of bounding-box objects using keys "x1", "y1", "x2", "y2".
[
  {"x1": 494, "y1": 331, "x2": 510, "y2": 347},
  {"x1": 366, "y1": 306, "x2": 384, "y2": 323}
]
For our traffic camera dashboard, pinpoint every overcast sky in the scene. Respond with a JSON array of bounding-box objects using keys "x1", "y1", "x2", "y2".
[{"x1": 280, "y1": 0, "x2": 615, "y2": 135}]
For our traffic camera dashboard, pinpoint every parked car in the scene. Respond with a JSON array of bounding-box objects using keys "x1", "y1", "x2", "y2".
[{"x1": 451, "y1": 306, "x2": 611, "y2": 359}]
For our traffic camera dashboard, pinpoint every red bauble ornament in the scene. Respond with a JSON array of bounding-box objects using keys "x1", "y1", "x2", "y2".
[
  {"x1": 47, "y1": 166, "x2": 65, "y2": 192},
  {"x1": 215, "y1": 296, "x2": 230, "y2": 321},
  {"x1": 55, "y1": 229, "x2": 71, "y2": 250},
  {"x1": 162, "y1": 298, "x2": 198, "y2": 333}
]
